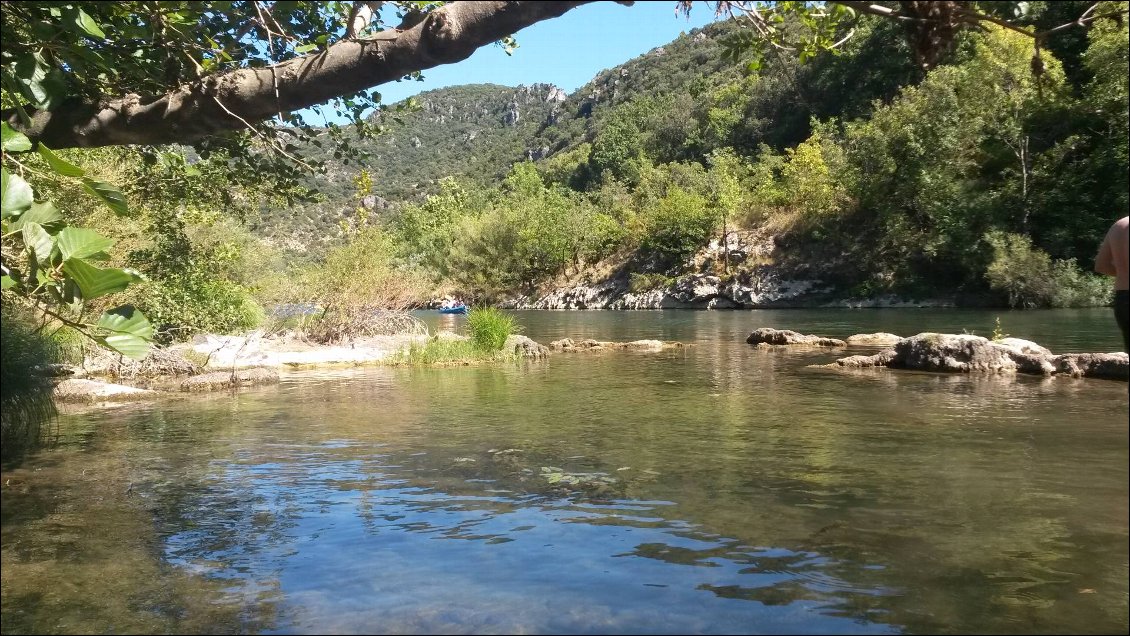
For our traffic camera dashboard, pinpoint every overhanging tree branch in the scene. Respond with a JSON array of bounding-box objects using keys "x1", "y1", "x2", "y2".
[{"x1": 4, "y1": 1, "x2": 614, "y2": 149}]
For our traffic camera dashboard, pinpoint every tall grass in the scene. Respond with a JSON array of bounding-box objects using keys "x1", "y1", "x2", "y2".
[
  {"x1": 1, "y1": 306, "x2": 59, "y2": 463},
  {"x1": 392, "y1": 308, "x2": 522, "y2": 365},
  {"x1": 400, "y1": 339, "x2": 482, "y2": 365},
  {"x1": 466, "y1": 307, "x2": 519, "y2": 352}
]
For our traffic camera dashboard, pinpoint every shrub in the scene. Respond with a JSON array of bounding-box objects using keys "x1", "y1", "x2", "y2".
[
  {"x1": 278, "y1": 227, "x2": 427, "y2": 343},
  {"x1": 1048, "y1": 258, "x2": 1115, "y2": 308},
  {"x1": 466, "y1": 307, "x2": 519, "y2": 352},
  {"x1": 1, "y1": 306, "x2": 59, "y2": 463},
  {"x1": 127, "y1": 277, "x2": 265, "y2": 342},
  {"x1": 984, "y1": 231, "x2": 1114, "y2": 308},
  {"x1": 638, "y1": 186, "x2": 715, "y2": 265},
  {"x1": 629, "y1": 272, "x2": 675, "y2": 293},
  {"x1": 985, "y1": 231, "x2": 1056, "y2": 308}
]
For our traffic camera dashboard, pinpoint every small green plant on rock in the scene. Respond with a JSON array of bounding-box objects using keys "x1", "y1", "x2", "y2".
[{"x1": 991, "y1": 317, "x2": 1009, "y2": 342}]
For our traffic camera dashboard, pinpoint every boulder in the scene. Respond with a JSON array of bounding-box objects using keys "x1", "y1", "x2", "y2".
[
  {"x1": 993, "y1": 337, "x2": 1052, "y2": 357},
  {"x1": 180, "y1": 368, "x2": 280, "y2": 392},
  {"x1": 1052, "y1": 353, "x2": 1129, "y2": 381},
  {"x1": 54, "y1": 379, "x2": 159, "y2": 403},
  {"x1": 746, "y1": 328, "x2": 846, "y2": 347},
  {"x1": 893, "y1": 333, "x2": 1015, "y2": 373},
  {"x1": 845, "y1": 332, "x2": 902, "y2": 346},
  {"x1": 505, "y1": 335, "x2": 548, "y2": 359},
  {"x1": 821, "y1": 333, "x2": 1126, "y2": 382}
]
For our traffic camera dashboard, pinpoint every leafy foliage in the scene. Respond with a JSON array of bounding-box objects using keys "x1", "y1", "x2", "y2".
[
  {"x1": 2, "y1": 126, "x2": 153, "y2": 359},
  {"x1": 269, "y1": 226, "x2": 427, "y2": 343},
  {"x1": 0, "y1": 306, "x2": 58, "y2": 462},
  {"x1": 984, "y1": 231, "x2": 1112, "y2": 308},
  {"x1": 466, "y1": 307, "x2": 519, "y2": 352}
]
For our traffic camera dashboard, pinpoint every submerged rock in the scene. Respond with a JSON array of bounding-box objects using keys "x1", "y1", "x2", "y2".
[
  {"x1": 746, "y1": 328, "x2": 846, "y2": 347},
  {"x1": 549, "y1": 338, "x2": 685, "y2": 352},
  {"x1": 826, "y1": 351, "x2": 897, "y2": 368}
]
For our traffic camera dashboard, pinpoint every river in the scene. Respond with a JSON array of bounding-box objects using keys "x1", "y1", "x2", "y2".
[{"x1": 1, "y1": 309, "x2": 1126, "y2": 634}]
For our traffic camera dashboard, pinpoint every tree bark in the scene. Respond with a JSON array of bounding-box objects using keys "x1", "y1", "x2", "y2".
[{"x1": 4, "y1": 1, "x2": 609, "y2": 149}]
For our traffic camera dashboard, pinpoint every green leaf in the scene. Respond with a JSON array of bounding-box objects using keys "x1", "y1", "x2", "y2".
[
  {"x1": 13, "y1": 53, "x2": 65, "y2": 110},
  {"x1": 9, "y1": 201, "x2": 63, "y2": 231},
  {"x1": 57, "y1": 227, "x2": 114, "y2": 260},
  {"x1": 1, "y1": 167, "x2": 34, "y2": 218},
  {"x1": 66, "y1": 6, "x2": 106, "y2": 39},
  {"x1": 22, "y1": 222, "x2": 55, "y2": 262},
  {"x1": 295, "y1": 43, "x2": 317, "y2": 53},
  {"x1": 1, "y1": 123, "x2": 32, "y2": 152},
  {"x1": 62, "y1": 258, "x2": 133, "y2": 299},
  {"x1": 94, "y1": 306, "x2": 154, "y2": 360},
  {"x1": 0, "y1": 275, "x2": 15, "y2": 290},
  {"x1": 81, "y1": 178, "x2": 129, "y2": 215},
  {"x1": 37, "y1": 144, "x2": 85, "y2": 177}
]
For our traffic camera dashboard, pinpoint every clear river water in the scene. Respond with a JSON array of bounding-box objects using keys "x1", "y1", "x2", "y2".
[{"x1": 1, "y1": 309, "x2": 1127, "y2": 634}]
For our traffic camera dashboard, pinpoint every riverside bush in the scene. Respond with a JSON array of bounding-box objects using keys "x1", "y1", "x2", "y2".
[
  {"x1": 629, "y1": 273, "x2": 675, "y2": 293},
  {"x1": 0, "y1": 307, "x2": 59, "y2": 462},
  {"x1": 467, "y1": 307, "x2": 519, "y2": 352},
  {"x1": 985, "y1": 231, "x2": 1113, "y2": 308}
]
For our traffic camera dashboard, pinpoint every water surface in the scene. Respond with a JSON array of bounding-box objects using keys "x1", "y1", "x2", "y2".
[{"x1": 2, "y1": 309, "x2": 1127, "y2": 634}]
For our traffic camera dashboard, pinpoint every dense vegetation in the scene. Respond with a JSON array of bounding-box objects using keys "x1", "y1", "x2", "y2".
[{"x1": 361, "y1": 8, "x2": 1125, "y2": 307}]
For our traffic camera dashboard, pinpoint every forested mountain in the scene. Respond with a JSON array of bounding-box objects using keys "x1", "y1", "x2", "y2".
[
  {"x1": 262, "y1": 3, "x2": 1124, "y2": 310},
  {"x1": 260, "y1": 17, "x2": 918, "y2": 250}
]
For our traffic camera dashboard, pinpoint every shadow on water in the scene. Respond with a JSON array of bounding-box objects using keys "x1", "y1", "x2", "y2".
[{"x1": 2, "y1": 309, "x2": 1128, "y2": 634}]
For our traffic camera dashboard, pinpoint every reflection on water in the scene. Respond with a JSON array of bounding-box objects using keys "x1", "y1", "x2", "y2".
[{"x1": 2, "y1": 310, "x2": 1127, "y2": 635}]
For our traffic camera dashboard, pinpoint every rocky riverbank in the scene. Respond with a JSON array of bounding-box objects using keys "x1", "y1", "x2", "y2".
[{"x1": 48, "y1": 331, "x2": 693, "y2": 404}]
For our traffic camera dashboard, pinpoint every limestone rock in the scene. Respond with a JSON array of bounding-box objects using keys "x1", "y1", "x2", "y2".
[
  {"x1": 1052, "y1": 353, "x2": 1129, "y2": 380},
  {"x1": 826, "y1": 350, "x2": 897, "y2": 368},
  {"x1": 180, "y1": 368, "x2": 280, "y2": 392},
  {"x1": 845, "y1": 332, "x2": 902, "y2": 346},
  {"x1": 549, "y1": 338, "x2": 684, "y2": 352},
  {"x1": 993, "y1": 338, "x2": 1052, "y2": 357},
  {"x1": 893, "y1": 333, "x2": 1015, "y2": 373},
  {"x1": 505, "y1": 335, "x2": 548, "y2": 359},
  {"x1": 746, "y1": 328, "x2": 846, "y2": 347},
  {"x1": 54, "y1": 379, "x2": 159, "y2": 403},
  {"x1": 821, "y1": 333, "x2": 1126, "y2": 382}
]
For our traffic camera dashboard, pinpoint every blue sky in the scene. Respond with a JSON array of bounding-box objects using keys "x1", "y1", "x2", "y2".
[{"x1": 304, "y1": 1, "x2": 718, "y2": 123}]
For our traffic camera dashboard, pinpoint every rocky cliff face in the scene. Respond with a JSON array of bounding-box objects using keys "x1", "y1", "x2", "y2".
[{"x1": 504, "y1": 230, "x2": 954, "y2": 310}]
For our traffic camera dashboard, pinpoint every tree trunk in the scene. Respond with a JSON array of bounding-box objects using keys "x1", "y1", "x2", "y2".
[{"x1": 5, "y1": 2, "x2": 611, "y2": 149}]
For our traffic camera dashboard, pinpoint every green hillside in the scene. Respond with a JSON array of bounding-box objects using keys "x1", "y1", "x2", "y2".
[{"x1": 256, "y1": 6, "x2": 1125, "y2": 308}]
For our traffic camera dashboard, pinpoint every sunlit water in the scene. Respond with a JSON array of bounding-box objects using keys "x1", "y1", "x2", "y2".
[{"x1": 2, "y1": 309, "x2": 1127, "y2": 634}]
